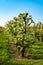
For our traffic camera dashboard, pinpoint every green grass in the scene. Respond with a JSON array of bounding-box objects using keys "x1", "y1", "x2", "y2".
[
  {"x1": 7, "y1": 59, "x2": 43, "y2": 65},
  {"x1": 29, "y1": 43, "x2": 43, "y2": 59},
  {"x1": 0, "y1": 59, "x2": 43, "y2": 65}
]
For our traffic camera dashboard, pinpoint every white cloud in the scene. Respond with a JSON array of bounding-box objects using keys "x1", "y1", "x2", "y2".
[{"x1": 0, "y1": 15, "x2": 11, "y2": 26}]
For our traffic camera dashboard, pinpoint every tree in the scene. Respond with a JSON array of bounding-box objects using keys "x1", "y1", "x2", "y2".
[
  {"x1": 5, "y1": 13, "x2": 36, "y2": 58},
  {"x1": 34, "y1": 22, "x2": 43, "y2": 42}
]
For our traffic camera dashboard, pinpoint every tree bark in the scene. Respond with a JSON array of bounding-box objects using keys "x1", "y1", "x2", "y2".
[{"x1": 21, "y1": 46, "x2": 26, "y2": 57}]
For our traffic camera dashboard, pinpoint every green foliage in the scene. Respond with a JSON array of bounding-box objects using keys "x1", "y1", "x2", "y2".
[
  {"x1": 34, "y1": 23, "x2": 43, "y2": 42},
  {"x1": 0, "y1": 30, "x2": 9, "y2": 63},
  {"x1": 0, "y1": 12, "x2": 43, "y2": 64},
  {"x1": 7, "y1": 59, "x2": 43, "y2": 65},
  {"x1": 5, "y1": 13, "x2": 36, "y2": 57},
  {"x1": 30, "y1": 43, "x2": 43, "y2": 59},
  {"x1": 0, "y1": 26, "x2": 4, "y2": 33}
]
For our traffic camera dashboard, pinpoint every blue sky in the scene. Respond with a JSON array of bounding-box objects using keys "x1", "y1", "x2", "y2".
[{"x1": 0, "y1": 0, "x2": 43, "y2": 26}]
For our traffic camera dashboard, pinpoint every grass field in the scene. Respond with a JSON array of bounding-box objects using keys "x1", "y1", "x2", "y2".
[{"x1": 7, "y1": 59, "x2": 43, "y2": 65}]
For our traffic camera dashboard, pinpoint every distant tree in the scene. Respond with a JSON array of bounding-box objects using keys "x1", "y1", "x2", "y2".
[
  {"x1": 0, "y1": 26, "x2": 4, "y2": 33},
  {"x1": 34, "y1": 22, "x2": 43, "y2": 42}
]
